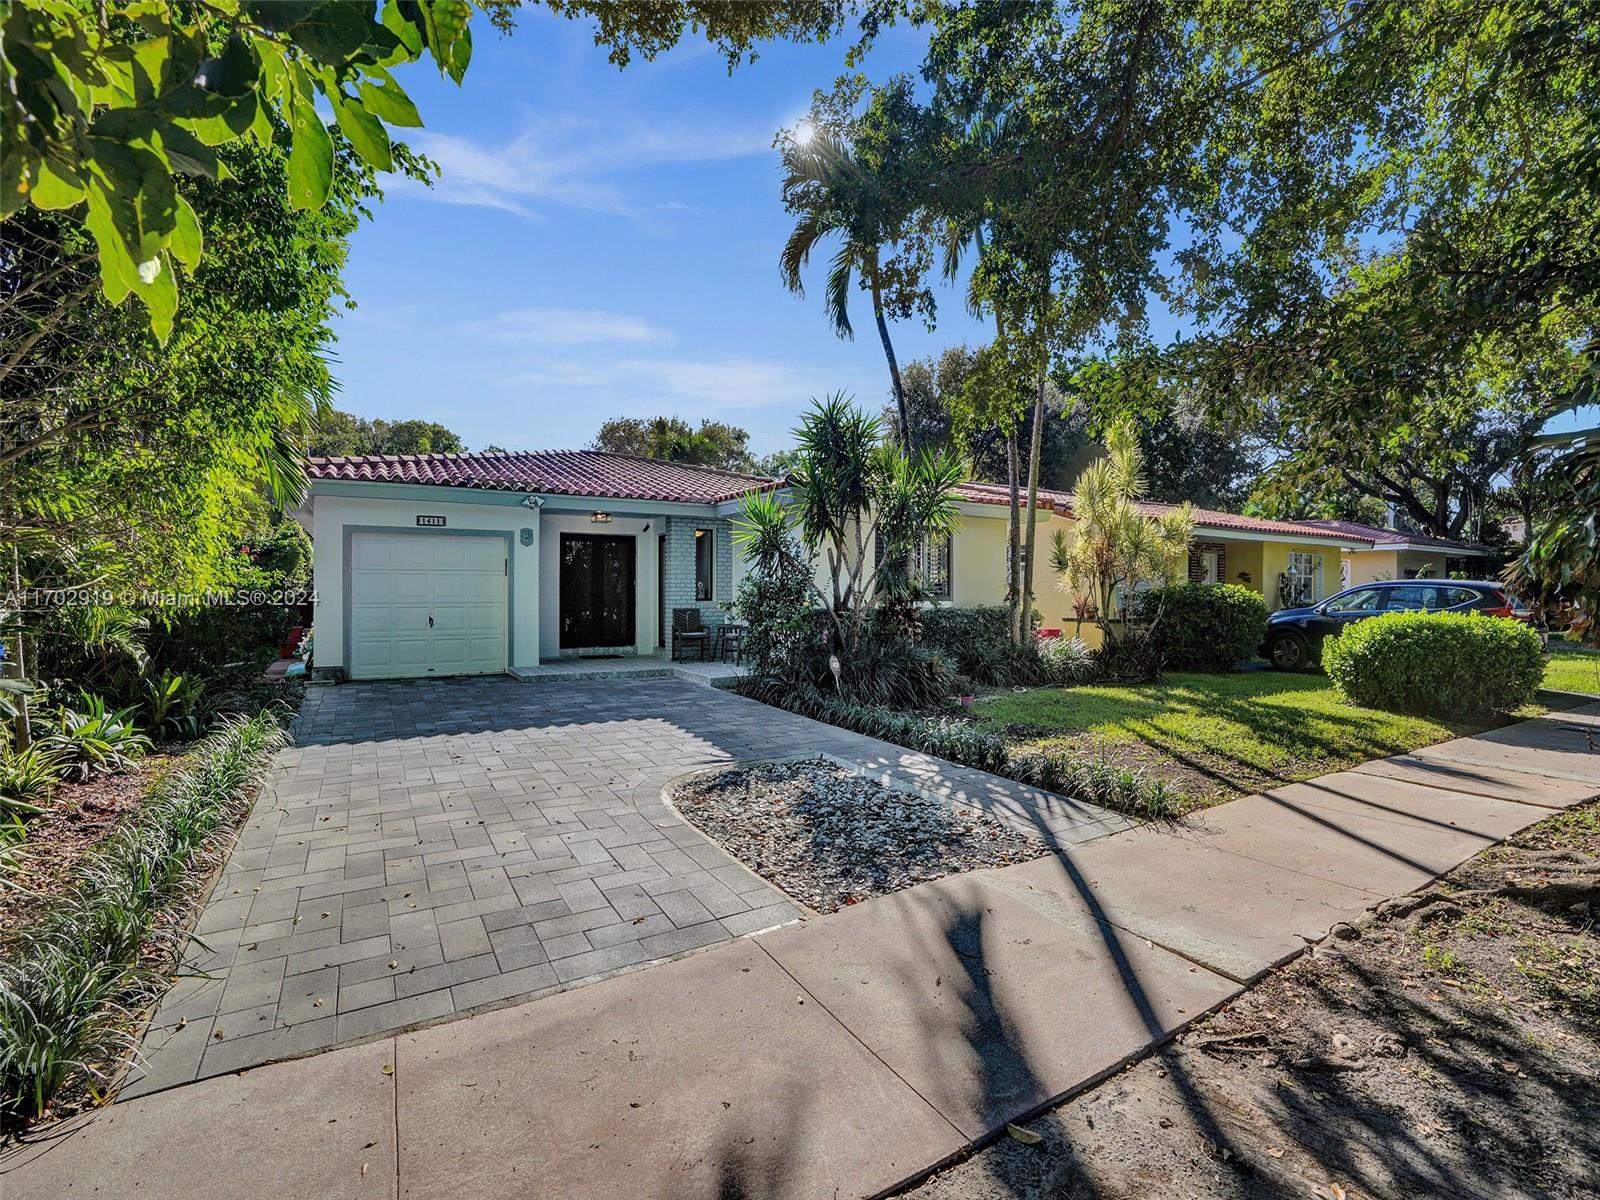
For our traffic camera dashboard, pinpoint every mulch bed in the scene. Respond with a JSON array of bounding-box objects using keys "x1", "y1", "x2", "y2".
[
  {"x1": 0, "y1": 752, "x2": 186, "y2": 932},
  {"x1": 668, "y1": 757, "x2": 1050, "y2": 913}
]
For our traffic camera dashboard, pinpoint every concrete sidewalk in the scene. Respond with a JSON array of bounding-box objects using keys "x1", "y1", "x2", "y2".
[{"x1": 4, "y1": 703, "x2": 1595, "y2": 1200}]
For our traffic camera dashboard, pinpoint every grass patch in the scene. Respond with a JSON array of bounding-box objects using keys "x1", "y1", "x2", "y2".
[
  {"x1": 973, "y1": 670, "x2": 1526, "y2": 803},
  {"x1": 1545, "y1": 642, "x2": 1600, "y2": 696},
  {"x1": 0, "y1": 711, "x2": 286, "y2": 1129}
]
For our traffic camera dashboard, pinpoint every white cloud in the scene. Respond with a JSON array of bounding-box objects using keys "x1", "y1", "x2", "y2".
[
  {"x1": 395, "y1": 115, "x2": 775, "y2": 221},
  {"x1": 471, "y1": 307, "x2": 669, "y2": 346},
  {"x1": 499, "y1": 356, "x2": 833, "y2": 412}
]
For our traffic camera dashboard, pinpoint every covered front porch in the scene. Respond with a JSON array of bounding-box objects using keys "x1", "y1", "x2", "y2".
[{"x1": 1185, "y1": 532, "x2": 1362, "y2": 611}]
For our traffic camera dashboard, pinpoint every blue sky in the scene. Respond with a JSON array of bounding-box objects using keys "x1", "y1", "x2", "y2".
[
  {"x1": 331, "y1": 12, "x2": 1594, "y2": 458},
  {"x1": 331, "y1": 13, "x2": 989, "y2": 457}
]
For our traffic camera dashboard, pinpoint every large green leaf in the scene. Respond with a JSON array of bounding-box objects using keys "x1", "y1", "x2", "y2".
[
  {"x1": 30, "y1": 158, "x2": 86, "y2": 209},
  {"x1": 285, "y1": 76, "x2": 333, "y2": 209},
  {"x1": 358, "y1": 68, "x2": 422, "y2": 127},
  {"x1": 170, "y1": 192, "x2": 203, "y2": 271},
  {"x1": 284, "y1": 2, "x2": 376, "y2": 63},
  {"x1": 332, "y1": 92, "x2": 393, "y2": 172}
]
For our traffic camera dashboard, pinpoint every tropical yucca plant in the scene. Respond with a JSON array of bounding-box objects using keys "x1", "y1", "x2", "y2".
[
  {"x1": 41, "y1": 693, "x2": 152, "y2": 782},
  {"x1": 0, "y1": 712, "x2": 285, "y2": 1128}
]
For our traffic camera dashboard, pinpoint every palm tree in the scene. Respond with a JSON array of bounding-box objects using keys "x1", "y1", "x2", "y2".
[
  {"x1": 778, "y1": 128, "x2": 914, "y2": 447},
  {"x1": 733, "y1": 393, "x2": 963, "y2": 654}
]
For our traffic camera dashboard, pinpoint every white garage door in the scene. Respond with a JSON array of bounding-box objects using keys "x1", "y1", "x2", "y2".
[{"x1": 348, "y1": 533, "x2": 507, "y2": 680}]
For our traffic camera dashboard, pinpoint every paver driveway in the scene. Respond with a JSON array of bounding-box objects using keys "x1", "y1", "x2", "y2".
[{"x1": 128, "y1": 677, "x2": 1129, "y2": 1097}]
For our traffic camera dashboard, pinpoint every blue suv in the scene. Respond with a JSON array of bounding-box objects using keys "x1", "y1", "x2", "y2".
[{"x1": 1262, "y1": 579, "x2": 1525, "y2": 671}]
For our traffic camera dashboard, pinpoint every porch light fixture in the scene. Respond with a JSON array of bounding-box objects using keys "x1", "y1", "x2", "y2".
[{"x1": 590, "y1": 511, "x2": 612, "y2": 524}]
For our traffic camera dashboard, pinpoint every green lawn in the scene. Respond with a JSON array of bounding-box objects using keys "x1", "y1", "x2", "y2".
[
  {"x1": 972, "y1": 670, "x2": 1529, "y2": 806},
  {"x1": 1545, "y1": 642, "x2": 1600, "y2": 696}
]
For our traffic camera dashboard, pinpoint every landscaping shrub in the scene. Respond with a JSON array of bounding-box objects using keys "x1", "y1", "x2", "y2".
[
  {"x1": 732, "y1": 541, "x2": 816, "y2": 685},
  {"x1": 735, "y1": 680, "x2": 1183, "y2": 819},
  {"x1": 41, "y1": 693, "x2": 151, "y2": 782},
  {"x1": 919, "y1": 605, "x2": 1051, "y2": 685},
  {"x1": 0, "y1": 710, "x2": 286, "y2": 1128},
  {"x1": 1139, "y1": 583, "x2": 1268, "y2": 672},
  {"x1": 1037, "y1": 635, "x2": 1096, "y2": 685},
  {"x1": 0, "y1": 743, "x2": 67, "y2": 819},
  {"x1": 834, "y1": 622, "x2": 955, "y2": 709},
  {"x1": 1322, "y1": 611, "x2": 1545, "y2": 718}
]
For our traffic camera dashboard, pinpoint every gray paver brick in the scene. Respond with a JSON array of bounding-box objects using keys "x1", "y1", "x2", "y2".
[{"x1": 438, "y1": 916, "x2": 492, "y2": 962}]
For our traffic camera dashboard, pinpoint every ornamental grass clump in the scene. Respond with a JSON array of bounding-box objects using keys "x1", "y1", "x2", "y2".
[{"x1": 0, "y1": 711, "x2": 285, "y2": 1128}]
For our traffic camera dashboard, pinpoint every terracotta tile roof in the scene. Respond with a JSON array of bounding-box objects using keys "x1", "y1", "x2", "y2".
[
  {"x1": 305, "y1": 449, "x2": 779, "y2": 506},
  {"x1": 1295, "y1": 518, "x2": 1489, "y2": 553},
  {"x1": 953, "y1": 482, "x2": 1375, "y2": 543}
]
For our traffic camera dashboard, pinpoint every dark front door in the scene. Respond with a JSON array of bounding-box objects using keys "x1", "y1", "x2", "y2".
[{"x1": 560, "y1": 533, "x2": 636, "y2": 649}]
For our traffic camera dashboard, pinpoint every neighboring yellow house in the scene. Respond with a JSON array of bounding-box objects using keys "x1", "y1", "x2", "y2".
[
  {"x1": 790, "y1": 484, "x2": 1492, "y2": 646},
  {"x1": 1292, "y1": 518, "x2": 1493, "y2": 589}
]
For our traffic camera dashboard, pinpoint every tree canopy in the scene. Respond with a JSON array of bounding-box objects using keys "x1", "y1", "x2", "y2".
[
  {"x1": 3, "y1": 130, "x2": 383, "y2": 608},
  {"x1": 2, "y1": 0, "x2": 476, "y2": 337},
  {"x1": 591, "y1": 416, "x2": 756, "y2": 473},
  {"x1": 307, "y1": 410, "x2": 466, "y2": 458}
]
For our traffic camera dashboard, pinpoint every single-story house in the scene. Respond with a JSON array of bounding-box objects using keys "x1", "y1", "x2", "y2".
[
  {"x1": 938, "y1": 483, "x2": 1375, "y2": 638},
  {"x1": 298, "y1": 449, "x2": 1492, "y2": 679},
  {"x1": 300, "y1": 450, "x2": 773, "y2": 680}
]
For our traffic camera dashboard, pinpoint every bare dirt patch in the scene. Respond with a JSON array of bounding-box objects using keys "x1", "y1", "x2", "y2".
[
  {"x1": 0, "y1": 753, "x2": 186, "y2": 931},
  {"x1": 668, "y1": 758, "x2": 1050, "y2": 912},
  {"x1": 902, "y1": 801, "x2": 1600, "y2": 1200}
]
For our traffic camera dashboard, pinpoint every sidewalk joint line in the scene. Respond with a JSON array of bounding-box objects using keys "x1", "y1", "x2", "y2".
[
  {"x1": 750, "y1": 938, "x2": 966, "y2": 1141},
  {"x1": 390, "y1": 1036, "x2": 401, "y2": 1199}
]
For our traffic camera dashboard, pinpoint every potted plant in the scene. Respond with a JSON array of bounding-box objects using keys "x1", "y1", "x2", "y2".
[{"x1": 952, "y1": 673, "x2": 976, "y2": 709}]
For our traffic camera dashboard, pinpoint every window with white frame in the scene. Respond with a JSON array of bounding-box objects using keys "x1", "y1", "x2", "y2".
[
  {"x1": 916, "y1": 531, "x2": 952, "y2": 600},
  {"x1": 876, "y1": 530, "x2": 952, "y2": 599},
  {"x1": 1282, "y1": 551, "x2": 1324, "y2": 607}
]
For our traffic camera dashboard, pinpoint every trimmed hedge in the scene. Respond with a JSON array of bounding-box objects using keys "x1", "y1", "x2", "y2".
[
  {"x1": 734, "y1": 680, "x2": 1184, "y2": 819},
  {"x1": 1322, "y1": 611, "x2": 1545, "y2": 718},
  {"x1": 1140, "y1": 583, "x2": 1268, "y2": 673}
]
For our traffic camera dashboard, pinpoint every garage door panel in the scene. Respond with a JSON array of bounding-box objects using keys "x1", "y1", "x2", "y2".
[
  {"x1": 430, "y1": 605, "x2": 467, "y2": 633},
  {"x1": 351, "y1": 570, "x2": 393, "y2": 601},
  {"x1": 392, "y1": 575, "x2": 432, "y2": 604},
  {"x1": 351, "y1": 539, "x2": 392, "y2": 569},
  {"x1": 347, "y1": 533, "x2": 507, "y2": 680},
  {"x1": 467, "y1": 573, "x2": 504, "y2": 602},
  {"x1": 430, "y1": 638, "x2": 470, "y2": 673},
  {"x1": 392, "y1": 540, "x2": 435, "y2": 570},
  {"x1": 467, "y1": 603, "x2": 502, "y2": 634},
  {"x1": 466, "y1": 539, "x2": 504, "y2": 571}
]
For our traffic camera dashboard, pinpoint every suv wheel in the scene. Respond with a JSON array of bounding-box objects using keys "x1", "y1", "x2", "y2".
[{"x1": 1268, "y1": 632, "x2": 1310, "y2": 671}]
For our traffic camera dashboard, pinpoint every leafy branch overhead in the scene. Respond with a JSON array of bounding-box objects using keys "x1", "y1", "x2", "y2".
[{"x1": 1, "y1": 0, "x2": 474, "y2": 338}]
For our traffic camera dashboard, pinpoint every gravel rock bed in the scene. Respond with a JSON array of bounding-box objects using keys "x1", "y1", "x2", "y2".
[{"x1": 668, "y1": 757, "x2": 1050, "y2": 913}]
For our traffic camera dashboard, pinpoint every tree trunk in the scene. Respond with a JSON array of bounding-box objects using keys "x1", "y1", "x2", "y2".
[
  {"x1": 1020, "y1": 371, "x2": 1046, "y2": 643},
  {"x1": 8, "y1": 542, "x2": 29, "y2": 748},
  {"x1": 1007, "y1": 433, "x2": 1022, "y2": 644},
  {"x1": 869, "y1": 272, "x2": 910, "y2": 449}
]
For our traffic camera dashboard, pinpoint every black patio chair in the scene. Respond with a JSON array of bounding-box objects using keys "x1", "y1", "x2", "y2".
[{"x1": 671, "y1": 608, "x2": 709, "y2": 661}]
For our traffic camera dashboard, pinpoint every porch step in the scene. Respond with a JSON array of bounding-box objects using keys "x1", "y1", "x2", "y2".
[{"x1": 510, "y1": 659, "x2": 742, "y2": 686}]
